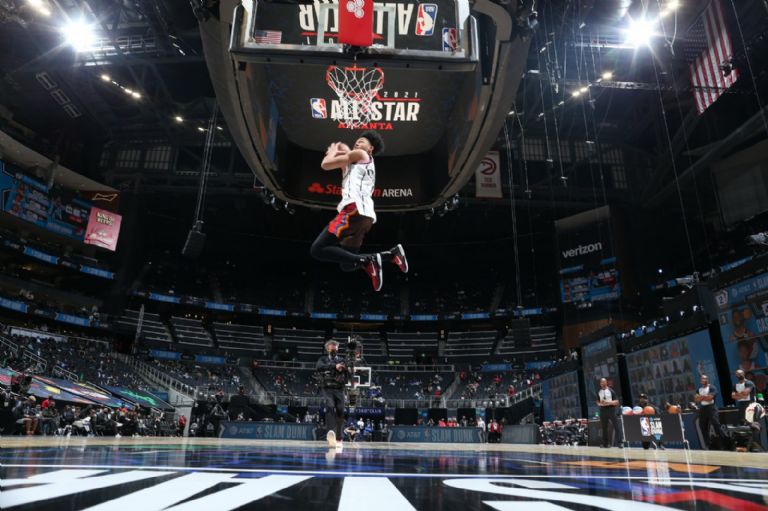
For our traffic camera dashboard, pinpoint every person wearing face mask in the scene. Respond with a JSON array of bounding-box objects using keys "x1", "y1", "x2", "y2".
[
  {"x1": 731, "y1": 369, "x2": 756, "y2": 424},
  {"x1": 316, "y1": 339, "x2": 348, "y2": 449}
]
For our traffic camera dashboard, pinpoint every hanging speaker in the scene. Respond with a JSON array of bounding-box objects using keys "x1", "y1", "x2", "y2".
[{"x1": 182, "y1": 221, "x2": 206, "y2": 259}]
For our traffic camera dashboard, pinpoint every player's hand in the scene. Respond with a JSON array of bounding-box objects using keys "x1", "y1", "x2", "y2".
[{"x1": 336, "y1": 363, "x2": 345, "y2": 371}]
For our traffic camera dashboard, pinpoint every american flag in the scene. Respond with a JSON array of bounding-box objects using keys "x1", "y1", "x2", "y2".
[
  {"x1": 684, "y1": 0, "x2": 740, "y2": 114},
  {"x1": 253, "y1": 30, "x2": 282, "y2": 44}
]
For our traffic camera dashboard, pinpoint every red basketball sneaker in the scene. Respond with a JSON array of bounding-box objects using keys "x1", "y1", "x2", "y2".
[
  {"x1": 362, "y1": 253, "x2": 383, "y2": 292},
  {"x1": 391, "y1": 244, "x2": 409, "y2": 274}
]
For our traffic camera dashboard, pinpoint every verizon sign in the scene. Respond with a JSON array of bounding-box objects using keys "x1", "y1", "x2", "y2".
[{"x1": 561, "y1": 242, "x2": 603, "y2": 259}]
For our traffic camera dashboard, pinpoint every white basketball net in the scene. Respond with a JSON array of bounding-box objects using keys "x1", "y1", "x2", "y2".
[{"x1": 326, "y1": 65, "x2": 385, "y2": 129}]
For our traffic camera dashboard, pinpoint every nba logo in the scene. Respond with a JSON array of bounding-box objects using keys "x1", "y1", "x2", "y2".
[
  {"x1": 415, "y1": 4, "x2": 437, "y2": 36},
  {"x1": 310, "y1": 98, "x2": 327, "y2": 119},
  {"x1": 442, "y1": 27, "x2": 457, "y2": 51}
]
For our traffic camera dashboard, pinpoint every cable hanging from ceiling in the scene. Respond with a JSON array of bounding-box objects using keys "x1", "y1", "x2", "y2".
[
  {"x1": 640, "y1": 0, "x2": 698, "y2": 276},
  {"x1": 654, "y1": 0, "x2": 714, "y2": 271}
]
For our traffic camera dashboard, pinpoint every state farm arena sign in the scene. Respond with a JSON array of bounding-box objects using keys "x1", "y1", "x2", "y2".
[{"x1": 307, "y1": 182, "x2": 415, "y2": 199}]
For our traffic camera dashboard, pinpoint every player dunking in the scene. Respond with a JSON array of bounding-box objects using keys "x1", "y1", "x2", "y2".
[{"x1": 310, "y1": 131, "x2": 408, "y2": 291}]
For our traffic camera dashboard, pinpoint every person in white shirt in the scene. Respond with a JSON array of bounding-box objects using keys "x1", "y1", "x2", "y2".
[
  {"x1": 476, "y1": 416, "x2": 486, "y2": 442},
  {"x1": 731, "y1": 369, "x2": 756, "y2": 424},
  {"x1": 695, "y1": 374, "x2": 725, "y2": 449},
  {"x1": 596, "y1": 378, "x2": 621, "y2": 448},
  {"x1": 310, "y1": 131, "x2": 408, "y2": 292}
]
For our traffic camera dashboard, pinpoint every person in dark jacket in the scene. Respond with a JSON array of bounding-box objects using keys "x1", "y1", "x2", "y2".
[{"x1": 316, "y1": 339, "x2": 349, "y2": 448}]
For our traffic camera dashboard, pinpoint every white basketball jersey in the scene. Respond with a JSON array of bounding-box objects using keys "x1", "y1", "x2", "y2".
[{"x1": 338, "y1": 157, "x2": 376, "y2": 223}]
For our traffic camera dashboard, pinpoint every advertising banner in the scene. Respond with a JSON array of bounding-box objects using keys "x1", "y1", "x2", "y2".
[
  {"x1": 0, "y1": 296, "x2": 28, "y2": 313},
  {"x1": 103, "y1": 386, "x2": 175, "y2": 410},
  {"x1": 388, "y1": 426, "x2": 483, "y2": 443},
  {"x1": 33, "y1": 375, "x2": 129, "y2": 408},
  {"x1": 219, "y1": 421, "x2": 317, "y2": 440},
  {"x1": 542, "y1": 370, "x2": 582, "y2": 421},
  {"x1": 0, "y1": 368, "x2": 95, "y2": 404},
  {"x1": 475, "y1": 151, "x2": 503, "y2": 198},
  {"x1": 150, "y1": 349, "x2": 182, "y2": 361},
  {"x1": 626, "y1": 330, "x2": 722, "y2": 408},
  {"x1": 621, "y1": 414, "x2": 686, "y2": 444},
  {"x1": 715, "y1": 272, "x2": 768, "y2": 390},
  {"x1": 582, "y1": 336, "x2": 622, "y2": 418},
  {"x1": 556, "y1": 206, "x2": 620, "y2": 306},
  {"x1": 84, "y1": 207, "x2": 122, "y2": 251}
]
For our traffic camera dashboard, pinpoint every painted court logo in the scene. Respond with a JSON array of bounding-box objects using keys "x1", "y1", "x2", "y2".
[{"x1": 4, "y1": 469, "x2": 767, "y2": 511}]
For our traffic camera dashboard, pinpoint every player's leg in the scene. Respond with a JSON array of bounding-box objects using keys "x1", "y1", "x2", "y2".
[
  {"x1": 322, "y1": 388, "x2": 337, "y2": 447},
  {"x1": 341, "y1": 216, "x2": 383, "y2": 291},
  {"x1": 380, "y1": 243, "x2": 409, "y2": 273}
]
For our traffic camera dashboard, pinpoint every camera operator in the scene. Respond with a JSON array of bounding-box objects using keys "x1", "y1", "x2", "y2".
[{"x1": 316, "y1": 339, "x2": 348, "y2": 448}]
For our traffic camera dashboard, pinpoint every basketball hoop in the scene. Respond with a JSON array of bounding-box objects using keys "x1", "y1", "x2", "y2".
[{"x1": 326, "y1": 65, "x2": 385, "y2": 129}]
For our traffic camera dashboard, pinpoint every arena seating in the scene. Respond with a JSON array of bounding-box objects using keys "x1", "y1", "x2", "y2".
[
  {"x1": 172, "y1": 316, "x2": 212, "y2": 347},
  {"x1": 117, "y1": 310, "x2": 173, "y2": 344},
  {"x1": 271, "y1": 327, "x2": 326, "y2": 359},
  {"x1": 386, "y1": 331, "x2": 439, "y2": 361},
  {"x1": 454, "y1": 370, "x2": 536, "y2": 402},
  {"x1": 373, "y1": 371, "x2": 451, "y2": 400},
  {"x1": 253, "y1": 367, "x2": 317, "y2": 398},
  {"x1": 444, "y1": 330, "x2": 498, "y2": 360},
  {"x1": 213, "y1": 322, "x2": 266, "y2": 353},
  {"x1": 496, "y1": 325, "x2": 558, "y2": 358},
  {"x1": 146, "y1": 357, "x2": 241, "y2": 393}
]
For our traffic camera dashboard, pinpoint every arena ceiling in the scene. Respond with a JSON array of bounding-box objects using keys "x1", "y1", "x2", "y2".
[{"x1": 0, "y1": 0, "x2": 766, "y2": 210}]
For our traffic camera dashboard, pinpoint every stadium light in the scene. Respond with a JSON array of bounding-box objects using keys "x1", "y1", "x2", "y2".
[
  {"x1": 571, "y1": 90, "x2": 581, "y2": 98},
  {"x1": 624, "y1": 18, "x2": 654, "y2": 48},
  {"x1": 27, "y1": 0, "x2": 51, "y2": 16},
  {"x1": 601, "y1": 71, "x2": 613, "y2": 80},
  {"x1": 131, "y1": 92, "x2": 141, "y2": 99},
  {"x1": 174, "y1": 115, "x2": 184, "y2": 123},
  {"x1": 61, "y1": 19, "x2": 97, "y2": 52},
  {"x1": 100, "y1": 74, "x2": 110, "y2": 82},
  {"x1": 579, "y1": 86, "x2": 588, "y2": 93}
]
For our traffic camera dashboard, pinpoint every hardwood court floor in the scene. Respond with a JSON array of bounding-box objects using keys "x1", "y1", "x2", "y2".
[{"x1": 1, "y1": 437, "x2": 767, "y2": 510}]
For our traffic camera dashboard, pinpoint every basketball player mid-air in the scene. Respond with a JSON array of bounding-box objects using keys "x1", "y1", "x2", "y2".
[{"x1": 310, "y1": 130, "x2": 408, "y2": 291}]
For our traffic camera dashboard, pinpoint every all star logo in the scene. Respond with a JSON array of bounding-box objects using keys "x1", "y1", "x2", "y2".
[{"x1": 308, "y1": 182, "x2": 325, "y2": 193}]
